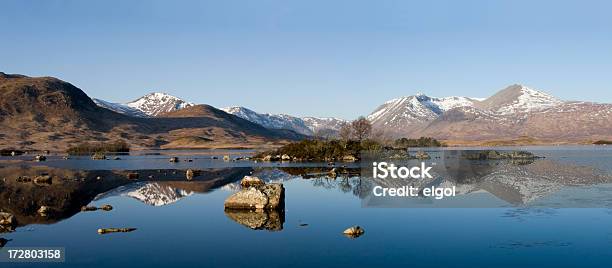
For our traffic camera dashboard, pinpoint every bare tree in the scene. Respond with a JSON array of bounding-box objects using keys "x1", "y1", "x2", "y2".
[
  {"x1": 351, "y1": 116, "x2": 372, "y2": 141},
  {"x1": 338, "y1": 123, "x2": 352, "y2": 141}
]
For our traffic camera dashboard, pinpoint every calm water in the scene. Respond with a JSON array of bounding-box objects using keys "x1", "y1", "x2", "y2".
[{"x1": 1, "y1": 146, "x2": 612, "y2": 267}]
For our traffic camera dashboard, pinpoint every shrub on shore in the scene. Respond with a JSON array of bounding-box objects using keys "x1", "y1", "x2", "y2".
[{"x1": 67, "y1": 141, "x2": 130, "y2": 155}]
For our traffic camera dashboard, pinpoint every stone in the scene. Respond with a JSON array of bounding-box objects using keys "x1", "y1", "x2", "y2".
[
  {"x1": 240, "y1": 176, "x2": 265, "y2": 188},
  {"x1": 81, "y1": 206, "x2": 98, "y2": 212},
  {"x1": 224, "y1": 183, "x2": 284, "y2": 210},
  {"x1": 343, "y1": 226, "x2": 365, "y2": 238},
  {"x1": 0, "y1": 212, "x2": 14, "y2": 226},
  {"x1": 281, "y1": 154, "x2": 291, "y2": 161},
  {"x1": 415, "y1": 151, "x2": 431, "y2": 160},
  {"x1": 186, "y1": 169, "x2": 194, "y2": 180},
  {"x1": 342, "y1": 155, "x2": 358, "y2": 162},
  {"x1": 91, "y1": 152, "x2": 106, "y2": 160},
  {"x1": 223, "y1": 155, "x2": 231, "y2": 161},
  {"x1": 97, "y1": 228, "x2": 136, "y2": 234},
  {"x1": 100, "y1": 205, "x2": 113, "y2": 211},
  {"x1": 169, "y1": 157, "x2": 179, "y2": 163},
  {"x1": 33, "y1": 175, "x2": 52, "y2": 184},
  {"x1": 38, "y1": 206, "x2": 50, "y2": 216},
  {"x1": 34, "y1": 155, "x2": 46, "y2": 162}
]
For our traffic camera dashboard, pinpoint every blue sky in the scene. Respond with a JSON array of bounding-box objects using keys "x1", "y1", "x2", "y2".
[{"x1": 1, "y1": 0, "x2": 611, "y2": 119}]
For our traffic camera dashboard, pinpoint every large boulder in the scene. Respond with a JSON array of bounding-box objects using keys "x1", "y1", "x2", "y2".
[{"x1": 224, "y1": 183, "x2": 284, "y2": 210}]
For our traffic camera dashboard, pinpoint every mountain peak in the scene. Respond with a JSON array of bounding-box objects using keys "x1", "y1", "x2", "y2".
[
  {"x1": 478, "y1": 84, "x2": 562, "y2": 114},
  {"x1": 126, "y1": 92, "x2": 194, "y2": 116}
]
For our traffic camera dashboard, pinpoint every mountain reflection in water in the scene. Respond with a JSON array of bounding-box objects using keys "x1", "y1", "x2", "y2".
[{"x1": 0, "y1": 150, "x2": 611, "y2": 233}]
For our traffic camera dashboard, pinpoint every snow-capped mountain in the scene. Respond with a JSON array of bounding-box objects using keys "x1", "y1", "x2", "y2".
[
  {"x1": 93, "y1": 98, "x2": 149, "y2": 117},
  {"x1": 93, "y1": 92, "x2": 195, "y2": 117},
  {"x1": 371, "y1": 84, "x2": 612, "y2": 141},
  {"x1": 302, "y1": 117, "x2": 349, "y2": 134},
  {"x1": 222, "y1": 106, "x2": 314, "y2": 135},
  {"x1": 367, "y1": 94, "x2": 482, "y2": 136},
  {"x1": 126, "y1": 92, "x2": 195, "y2": 116},
  {"x1": 477, "y1": 84, "x2": 563, "y2": 115}
]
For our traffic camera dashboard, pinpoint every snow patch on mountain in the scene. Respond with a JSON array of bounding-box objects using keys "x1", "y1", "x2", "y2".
[
  {"x1": 222, "y1": 106, "x2": 313, "y2": 135},
  {"x1": 367, "y1": 94, "x2": 481, "y2": 125},
  {"x1": 93, "y1": 98, "x2": 149, "y2": 117},
  {"x1": 126, "y1": 92, "x2": 195, "y2": 116},
  {"x1": 495, "y1": 85, "x2": 563, "y2": 115}
]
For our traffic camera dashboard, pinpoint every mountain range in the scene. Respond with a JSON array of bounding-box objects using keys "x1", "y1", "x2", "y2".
[
  {"x1": 0, "y1": 72, "x2": 303, "y2": 151},
  {"x1": 368, "y1": 84, "x2": 612, "y2": 143},
  {"x1": 1, "y1": 71, "x2": 610, "y2": 149}
]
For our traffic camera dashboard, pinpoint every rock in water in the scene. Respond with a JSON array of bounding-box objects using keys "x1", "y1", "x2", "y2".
[
  {"x1": 169, "y1": 157, "x2": 179, "y2": 163},
  {"x1": 415, "y1": 151, "x2": 430, "y2": 160},
  {"x1": 240, "y1": 176, "x2": 264, "y2": 188},
  {"x1": 34, "y1": 155, "x2": 46, "y2": 162},
  {"x1": 37, "y1": 206, "x2": 50, "y2": 216},
  {"x1": 0, "y1": 212, "x2": 15, "y2": 226},
  {"x1": 97, "y1": 228, "x2": 136, "y2": 234},
  {"x1": 281, "y1": 154, "x2": 291, "y2": 161},
  {"x1": 100, "y1": 205, "x2": 113, "y2": 211},
  {"x1": 81, "y1": 206, "x2": 98, "y2": 211},
  {"x1": 33, "y1": 175, "x2": 52, "y2": 184},
  {"x1": 186, "y1": 169, "x2": 194, "y2": 180},
  {"x1": 224, "y1": 183, "x2": 284, "y2": 210},
  {"x1": 343, "y1": 226, "x2": 365, "y2": 238}
]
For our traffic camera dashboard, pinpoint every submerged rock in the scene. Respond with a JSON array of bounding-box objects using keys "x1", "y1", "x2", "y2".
[
  {"x1": 343, "y1": 226, "x2": 365, "y2": 238},
  {"x1": 240, "y1": 176, "x2": 264, "y2": 188},
  {"x1": 224, "y1": 183, "x2": 285, "y2": 210},
  {"x1": 97, "y1": 228, "x2": 136, "y2": 234}
]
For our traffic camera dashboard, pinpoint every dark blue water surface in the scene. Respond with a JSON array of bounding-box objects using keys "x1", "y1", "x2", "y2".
[{"x1": 1, "y1": 146, "x2": 612, "y2": 268}]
